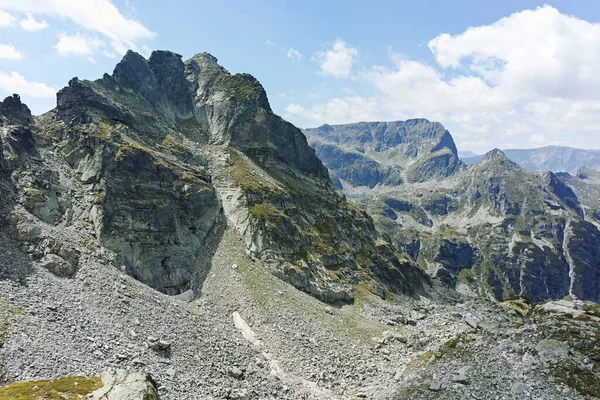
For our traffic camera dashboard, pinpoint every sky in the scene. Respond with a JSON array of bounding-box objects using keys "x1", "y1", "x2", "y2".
[{"x1": 1, "y1": 1, "x2": 600, "y2": 153}]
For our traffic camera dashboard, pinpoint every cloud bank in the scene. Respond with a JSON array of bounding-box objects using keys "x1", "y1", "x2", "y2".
[{"x1": 286, "y1": 6, "x2": 600, "y2": 152}]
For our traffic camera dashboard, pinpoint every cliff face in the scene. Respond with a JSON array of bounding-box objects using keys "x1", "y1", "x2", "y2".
[
  {"x1": 0, "y1": 51, "x2": 425, "y2": 303},
  {"x1": 307, "y1": 115, "x2": 600, "y2": 303}
]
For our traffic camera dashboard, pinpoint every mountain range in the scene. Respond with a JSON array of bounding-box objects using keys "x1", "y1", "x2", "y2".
[
  {"x1": 306, "y1": 122, "x2": 600, "y2": 303},
  {"x1": 461, "y1": 146, "x2": 600, "y2": 174},
  {"x1": 1, "y1": 51, "x2": 599, "y2": 399}
]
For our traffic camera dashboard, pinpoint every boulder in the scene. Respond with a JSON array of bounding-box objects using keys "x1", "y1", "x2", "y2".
[{"x1": 90, "y1": 370, "x2": 159, "y2": 400}]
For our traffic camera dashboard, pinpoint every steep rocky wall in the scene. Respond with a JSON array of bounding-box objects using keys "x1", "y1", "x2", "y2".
[{"x1": 0, "y1": 50, "x2": 428, "y2": 304}]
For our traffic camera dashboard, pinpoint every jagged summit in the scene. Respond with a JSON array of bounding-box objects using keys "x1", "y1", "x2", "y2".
[
  {"x1": 55, "y1": 49, "x2": 323, "y2": 179},
  {"x1": 0, "y1": 94, "x2": 33, "y2": 125}
]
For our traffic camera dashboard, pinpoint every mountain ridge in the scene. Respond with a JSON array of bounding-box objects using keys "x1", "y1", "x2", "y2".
[
  {"x1": 304, "y1": 119, "x2": 464, "y2": 190},
  {"x1": 307, "y1": 121, "x2": 600, "y2": 303},
  {"x1": 461, "y1": 145, "x2": 600, "y2": 174},
  {"x1": 1, "y1": 50, "x2": 426, "y2": 305}
]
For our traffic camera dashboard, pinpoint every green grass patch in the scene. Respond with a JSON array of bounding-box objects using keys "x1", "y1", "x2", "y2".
[
  {"x1": 550, "y1": 359, "x2": 600, "y2": 397},
  {"x1": 161, "y1": 135, "x2": 186, "y2": 155},
  {"x1": 0, "y1": 299, "x2": 23, "y2": 345},
  {"x1": 215, "y1": 73, "x2": 261, "y2": 101},
  {"x1": 229, "y1": 153, "x2": 280, "y2": 193},
  {"x1": 248, "y1": 202, "x2": 286, "y2": 222},
  {"x1": 0, "y1": 376, "x2": 102, "y2": 400}
]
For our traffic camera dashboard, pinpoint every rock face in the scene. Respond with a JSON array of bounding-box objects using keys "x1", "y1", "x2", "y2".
[
  {"x1": 304, "y1": 119, "x2": 463, "y2": 189},
  {"x1": 308, "y1": 117, "x2": 600, "y2": 303},
  {"x1": 0, "y1": 51, "x2": 425, "y2": 303}
]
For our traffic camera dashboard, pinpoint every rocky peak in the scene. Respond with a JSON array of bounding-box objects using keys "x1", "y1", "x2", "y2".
[
  {"x1": 474, "y1": 148, "x2": 521, "y2": 173},
  {"x1": 147, "y1": 50, "x2": 193, "y2": 115},
  {"x1": 481, "y1": 148, "x2": 507, "y2": 162},
  {"x1": 111, "y1": 50, "x2": 159, "y2": 95},
  {"x1": 0, "y1": 48, "x2": 425, "y2": 305},
  {"x1": 0, "y1": 94, "x2": 33, "y2": 125},
  {"x1": 183, "y1": 52, "x2": 270, "y2": 110}
]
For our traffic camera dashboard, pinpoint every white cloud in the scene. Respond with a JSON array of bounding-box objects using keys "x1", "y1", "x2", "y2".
[
  {"x1": 0, "y1": 44, "x2": 24, "y2": 60},
  {"x1": 55, "y1": 33, "x2": 104, "y2": 57},
  {"x1": 314, "y1": 40, "x2": 358, "y2": 78},
  {"x1": 457, "y1": 139, "x2": 491, "y2": 154},
  {"x1": 529, "y1": 134, "x2": 548, "y2": 145},
  {"x1": 0, "y1": 9, "x2": 15, "y2": 26},
  {"x1": 19, "y1": 13, "x2": 49, "y2": 31},
  {"x1": 287, "y1": 6, "x2": 600, "y2": 152},
  {"x1": 287, "y1": 47, "x2": 303, "y2": 61},
  {"x1": 0, "y1": 0, "x2": 155, "y2": 56},
  {"x1": 0, "y1": 71, "x2": 56, "y2": 98},
  {"x1": 285, "y1": 96, "x2": 379, "y2": 125},
  {"x1": 427, "y1": 5, "x2": 600, "y2": 101}
]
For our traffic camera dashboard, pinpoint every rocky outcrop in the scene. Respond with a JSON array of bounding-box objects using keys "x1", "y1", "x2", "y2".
[
  {"x1": 90, "y1": 370, "x2": 160, "y2": 400},
  {"x1": 0, "y1": 51, "x2": 426, "y2": 303},
  {"x1": 557, "y1": 168, "x2": 600, "y2": 223},
  {"x1": 0, "y1": 94, "x2": 33, "y2": 126},
  {"x1": 564, "y1": 220, "x2": 600, "y2": 302}
]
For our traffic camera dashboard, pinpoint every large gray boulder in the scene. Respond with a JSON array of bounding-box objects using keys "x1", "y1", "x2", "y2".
[{"x1": 90, "y1": 370, "x2": 159, "y2": 400}]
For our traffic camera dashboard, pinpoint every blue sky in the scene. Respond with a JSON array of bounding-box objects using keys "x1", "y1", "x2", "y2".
[{"x1": 1, "y1": 1, "x2": 600, "y2": 153}]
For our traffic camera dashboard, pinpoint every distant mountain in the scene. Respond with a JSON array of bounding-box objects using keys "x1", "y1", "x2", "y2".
[
  {"x1": 461, "y1": 146, "x2": 600, "y2": 174},
  {"x1": 458, "y1": 150, "x2": 479, "y2": 158},
  {"x1": 308, "y1": 121, "x2": 600, "y2": 303},
  {"x1": 303, "y1": 119, "x2": 463, "y2": 190}
]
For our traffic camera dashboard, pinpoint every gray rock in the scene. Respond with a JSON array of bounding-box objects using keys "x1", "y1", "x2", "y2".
[
  {"x1": 429, "y1": 380, "x2": 443, "y2": 391},
  {"x1": 90, "y1": 370, "x2": 160, "y2": 399},
  {"x1": 464, "y1": 315, "x2": 479, "y2": 330},
  {"x1": 38, "y1": 254, "x2": 76, "y2": 278},
  {"x1": 451, "y1": 365, "x2": 473, "y2": 384},
  {"x1": 147, "y1": 337, "x2": 171, "y2": 351},
  {"x1": 173, "y1": 289, "x2": 195, "y2": 302},
  {"x1": 535, "y1": 339, "x2": 570, "y2": 361},
  {"x1": 231, "y1": 389, "x2": 249, "y2": 399},
  {"x1": 228, "y1": 366, "x2": 243, "y2": 379}
]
